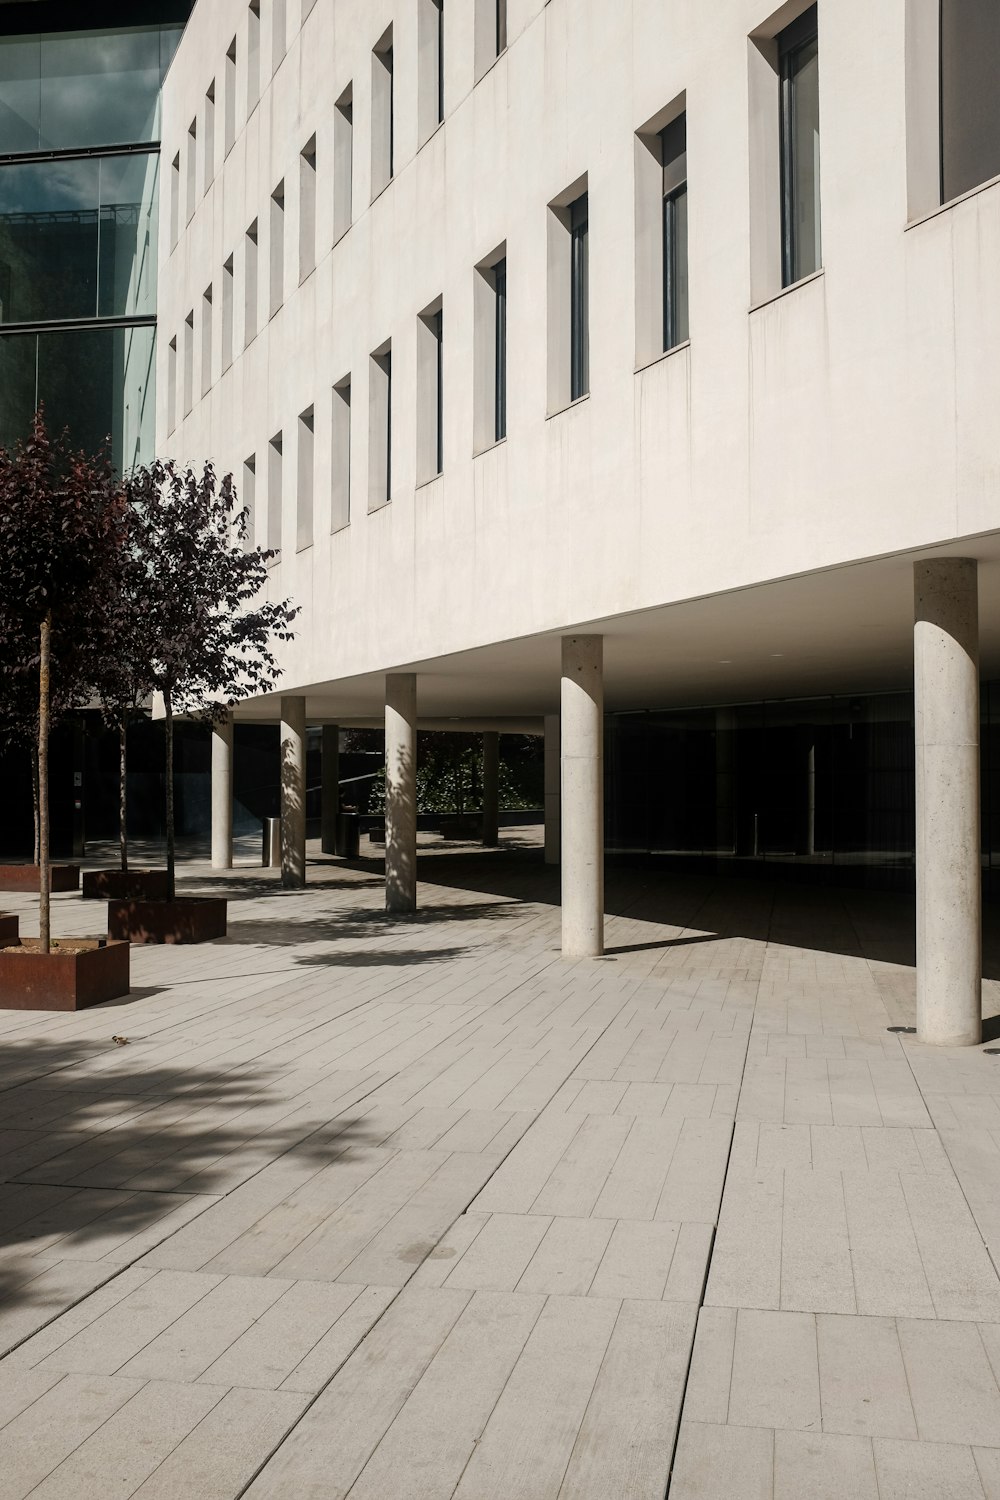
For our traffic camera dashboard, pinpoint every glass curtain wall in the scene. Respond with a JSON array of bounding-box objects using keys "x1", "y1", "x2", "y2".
[
  {"x1": 605, "y1": 688, "x2": 1000, "y2": 891},
  {"x1": 0, "y1": 20, "x2": 182, "y2": 470}
]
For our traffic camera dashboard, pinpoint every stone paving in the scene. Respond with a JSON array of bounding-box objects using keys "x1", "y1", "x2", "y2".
[{"x1": 0, "y1": 832, "x2": 999, "y2": 1498}]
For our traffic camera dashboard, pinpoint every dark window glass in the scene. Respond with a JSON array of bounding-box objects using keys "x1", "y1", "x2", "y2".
[
  {"x1": 0, "y1": 323, "x2": 155, "y2": 471},
  {"x1": 437, "y1": 0, "x2": 445, "y2": 124},
  {"x1": 570, "y1": 193, "x2": 589, "y2": 401},
  {"x1": 0, "y1": 152, "x2": 158, "y2": 325},
  {"x1": 940, "y1": 0, "x2": 1000, "y2": 202},
  {"x1": 494, "y1": 255, "x2": 506, "y2": 441},
  {"x1": 497, "y1": 0, "x2": 508, "y2": 55},
  {"x1": 0, "y1": 25, "x2": 180, "y2": 153},
  {"x1": 661, "y1": 114, "x2": 688, "y2": 350},
  {"x1": 779, "y1": 6, "x2": 821, "y2": 287}
]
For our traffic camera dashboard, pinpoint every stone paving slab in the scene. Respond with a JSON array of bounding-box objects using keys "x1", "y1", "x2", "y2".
[{"x1": 0, "y1": 841, "x2": 999, "y2": 1496}]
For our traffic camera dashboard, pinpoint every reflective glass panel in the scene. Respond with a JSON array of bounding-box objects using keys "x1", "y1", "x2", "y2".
[
  {"x1": 0, "y1": 324, "x2": 155, "y2": 471},
  {"x1": 0, "y1": 35, "x2": 41, "y2": 153},
  {"x1": 98, "y1": 152, "x2": 159, "y2": 317},
  {"x1": 0, "y1": 152, "x2": 158, "y2": 323},
  {"x1": 0, "y1": 157, "x2": 100, "y2": 322},
  {"x1": 40, "y1": 29, "x2": 161, "y2": 148},
  {"x1": 0, "y1": 26, "x2": 177, "y2": 152}
]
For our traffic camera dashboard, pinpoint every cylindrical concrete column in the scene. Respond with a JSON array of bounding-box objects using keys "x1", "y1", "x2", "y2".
[
  {"x1": 914, "y1": 558, "x2": 981, "y2": 1046},
  {"x1": 211, "y1": 714, "x2": 234, "y2": 870},
  {"x1": 280, "y1": 696, "x2": 307, "y2": 889},
  {"x1": 544, "y1": 714, "x2": 560, "y2": 865},
  {"x1": 385, "y1": 673, "x2": 417, "y2": 913},
  {"x1": 321, "y1": 724, "x2": 340, "y2": 855},
  {"x1": 482, "y1": 731, "x2": 500, "y2": 846},
  {"x1": 561, "y1": 636, "x2": 604, "y2": 957}
]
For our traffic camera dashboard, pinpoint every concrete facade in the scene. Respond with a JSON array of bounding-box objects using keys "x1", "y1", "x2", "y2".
[{"x1": 160, "y1": 0, "x2": 1000, "y2": 1029}]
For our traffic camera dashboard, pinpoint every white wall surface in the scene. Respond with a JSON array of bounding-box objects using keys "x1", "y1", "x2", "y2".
[{"x1": 157, "y1": 0, "x2": 1000, "y2": 706}]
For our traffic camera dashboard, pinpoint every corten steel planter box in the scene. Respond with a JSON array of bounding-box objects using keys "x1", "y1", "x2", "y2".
[
  {"x1": 0, "y1": 864, "x2": 80, "y2": 893},
  {"x1": 107, "y1": 897, "x2": 228, "y2": 945},
  {"x1": 0, "y1": 938, "x2": 130, "y2": 1011},
  {"x1": 0, "y1": 914, "x2": 19, "y2": 944},
  {"x1": 82, "y1": 869, "x2": 170, "y2": 902}
]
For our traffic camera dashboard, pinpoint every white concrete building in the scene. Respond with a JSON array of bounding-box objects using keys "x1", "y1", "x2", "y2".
[{"x1": 159, "y1": 0, "x2": 1000, "y2": 1043}]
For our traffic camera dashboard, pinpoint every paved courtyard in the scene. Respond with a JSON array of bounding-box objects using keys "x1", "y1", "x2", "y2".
[{"x1": 1, "y1": 833, "x2": 1000, "y2": 1498}]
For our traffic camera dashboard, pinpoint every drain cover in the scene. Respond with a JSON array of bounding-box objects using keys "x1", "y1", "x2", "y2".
[
  {"x1": 985, "y1": 1048, "x2": 1000, "y2": 1056},
  {"x1": 886, "y1": 1026, "x2": 917, "y2": 1034}
]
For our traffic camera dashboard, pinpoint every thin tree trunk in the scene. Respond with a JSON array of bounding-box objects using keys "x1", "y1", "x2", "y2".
[
  {"x1": 38, "y1": 611, "x2": 51, "y2": 954},
  {"x1": 119, "y1": 720, "x2": 128, "y2": 872},
  {"x1": 164, "y1": 690, "x2": 175, "y2": 902},
  {"x1": 30, "y1": 747, "x2": 40, "y2": 866}
]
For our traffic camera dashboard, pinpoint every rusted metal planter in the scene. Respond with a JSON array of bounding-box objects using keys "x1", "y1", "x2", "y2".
[
  {"x1": 82, "y1": 869, "x2": 170, "y2": 901},
  {"x1": 107, "y1": 897, "x2": 228, "y2": 945},
  {"x1": 0, "y1": 864, "x2": 80, "y2": 892},
  {"x1": 0, "y1": 937, "x2": 130, "y2": 1011}
]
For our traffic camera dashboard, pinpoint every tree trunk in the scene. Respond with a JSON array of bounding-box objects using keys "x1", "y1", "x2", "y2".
[
  {"x1": 164, "y1": 690, "x2": 175, "y2": 901},
  {"x1": 30, "y1": 747, "x2": 40, "y2": 866},
  {"x1": 119, "y1": 720, "x2": 128, "y2": 872},
  {"x1": 38, "y1": 611, "x2": 52, "y2": 954}
]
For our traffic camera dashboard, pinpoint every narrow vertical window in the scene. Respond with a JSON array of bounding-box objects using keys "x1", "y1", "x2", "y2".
[
  {"x1": 201, "y1": 283, "x2": 213, "y2": 396},
  {"x1": 242, "y1": 455, "x2": 256, "y2": 549},
  {"x1": 183, "y1": 310, "x2": 194, "y2": 415},
  {"x1": 779, "y1": 5, "x2": 821, "y2": 287},
  {"x1": 222, "y1": 254, "x2": 234, "y2": 371},
  {"x1": 170, "y1": 152, "x2": 180, "y2": 247},
  {"x1": 204, "y1": 82, "x2": 215, "y2": 191},
  {"x1": 417, "y1": 302, "x2": 443, "y2": 483},
  {"x1": 267, "y1": 431, "x2": 283, "y2": 553},
  {"x1": 661, "y1": 114, "x2": 688, "y2": 350},
  {"x1": 247, "y1": 0, "x2": 261, "y2": 115},
  {"x1": 244, "y1": 219, "x2": 258, "y2": 346},
  {"x1": 272, "y1": 0, "x2": 286, "y2": 70},
  {"x1": 334, "y1": 85, "x2": 353, "y2": 240},
  {"x1": 299, "y1": 136, "x2": 316, "y2": 281},
  {"x1": 167, "y1": 336, "x2": 177, "y2": 432},
  {"x1": 419, "y1": 0, "x2": 444, "y2": 143},
  {"x1": 331, "y1": 376, "x2": 351, "y2": 531},
  {"x1": 371, "y1": 27, "x2": 394, "y2": 198},
  {"x1": 225, "y1": 38, "x2": 237, "y2": 155},
  {"x1": 569, "y1": 194, "x2": 589, "y2": 401},
  {"x1": 494, "y1": 256, "x2": 506, "y2": 441},
  {"x1": 475, "y1": 0, "x2": 505, "y2": 78},
  {"x1": 186, "y1": 119, "x2": 197, "y2": 221},
  {"x1": 438, "y1": 0, "x2": 445, "y2": 123},
  {"x1": 940, "y1": 0, "x2": 1000, "y2": 202},
  {"x1": 369, "y1": 343, "x2": 392, "y2": 510},
  {"x1": 297, "y1": 406, "x2": 314, "y2": 550},
  {"x1": 270, "y1": 180, "x2": 285, "y2": 316}
]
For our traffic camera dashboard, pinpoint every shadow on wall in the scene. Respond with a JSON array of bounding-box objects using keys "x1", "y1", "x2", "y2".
[{"x1": 0, "y1": 1037, "x2": 384, "y2": 1332}]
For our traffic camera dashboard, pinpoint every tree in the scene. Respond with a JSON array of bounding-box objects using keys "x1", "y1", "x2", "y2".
[
  {"x1": 0, "y1": 413, "x2": 126, "y2": 951},
  {"x1": 122, "y1": 460, "x2": 298, "y2": 899},
  {"x1": 92, "y1": 506, "x2": 160, "y2": 874}
]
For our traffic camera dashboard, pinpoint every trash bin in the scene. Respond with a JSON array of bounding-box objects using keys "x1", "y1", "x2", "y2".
[
  {"x1": 336, "y1": 812, "x2": 360, "y2": 859},
  {"x1": 262, "y1": 816, "x2": 281, "y2": 868}
]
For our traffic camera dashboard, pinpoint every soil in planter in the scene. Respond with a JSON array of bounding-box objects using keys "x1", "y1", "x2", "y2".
[{"x1": 1, "y1": 939, "x2": 103, "y2": 956}]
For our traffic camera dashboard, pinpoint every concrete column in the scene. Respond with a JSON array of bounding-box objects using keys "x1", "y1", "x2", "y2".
[
  {"x1": 561, "y1": 636, "x2": 603, "y2": 957},
  {"x1": 482, "y1": 731, "x2": 500, "y2": 846},
  {"x1": 211, "y1": 714, "x2": 234, "y2": 869},
  {"x1": 914, "y1": 558, "x2": 981, "y2": 1046},
  {"x1": 321, "y1": 724, "x2": 340, "y2": 855},
  {"x1": 385, "y1": 673, "x2": 417, "y2": 913},
  {"x1": 544, "y1": 714, "x2": 560, "y2": 864},
  {"x1": 280, "y1": 696, "x2": 306, "y2": 889}
]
